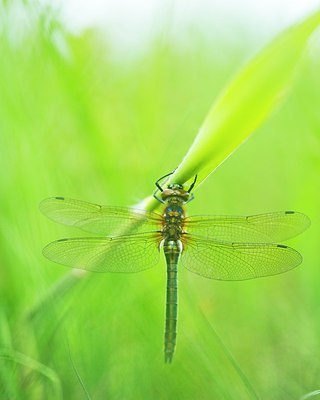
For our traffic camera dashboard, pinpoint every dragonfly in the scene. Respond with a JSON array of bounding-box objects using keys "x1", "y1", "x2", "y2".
[{"x1": 40, "y1": 174, "x2": 310, "y2": 363}]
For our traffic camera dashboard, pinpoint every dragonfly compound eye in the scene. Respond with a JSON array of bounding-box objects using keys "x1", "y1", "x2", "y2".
[{"x1": 168, "y1": 183, "x2": 183, "y2": 190}]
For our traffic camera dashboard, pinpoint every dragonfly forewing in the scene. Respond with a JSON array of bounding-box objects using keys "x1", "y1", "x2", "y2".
[
  {"x1": 39, "y1": 197, "x2": 162, "y2": 236},
  {"x1": 184, "y1": 211, "x2": 310, "y2": 243}
]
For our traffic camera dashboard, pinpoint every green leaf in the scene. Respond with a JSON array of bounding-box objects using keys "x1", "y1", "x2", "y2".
[{"x1": 156, "y1": 11, "x2": 320, "y2": 194}]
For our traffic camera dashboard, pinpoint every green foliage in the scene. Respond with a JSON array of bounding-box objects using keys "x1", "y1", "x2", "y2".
[
  {"x1": 171, "y1": 11, "x2": 320, "y2": 190},
  {"x1": 1, "y1": 2, "x2": 320, "y2": 399}
]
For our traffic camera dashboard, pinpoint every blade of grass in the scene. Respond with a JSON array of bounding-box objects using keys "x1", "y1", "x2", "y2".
[
  {"x1": 166, "y1": 10, "x2": 320, "y2": 191},
  {"x1": 300, "y1": 391, "x2": 320, "y2": 400},
  {"x1": 67, "y1": 339, "x2": 92, "y2": 400},
  {"x1": 0, "y1": 349, "x2": 62, "y2": 400},
  {"x1": 198, "y1": 308, "x2": 259, "y2": 400},
  {"x1": 136, "y1": 11, "x2": 320, "y2": 211},
  {"x1": 0, "y1": 310, "x2": 20, "y2": 399},
  {"x1": 26, "y1": 269, "x2": 86, "y2": 322}
]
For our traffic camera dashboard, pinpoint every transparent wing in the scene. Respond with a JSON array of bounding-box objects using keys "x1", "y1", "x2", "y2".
[
  {"x1": 180, "y1": 236, "x2": 302, "y2": 281},
  {"x1": 40, "y1": 197, "x2": 162, "y2": 235},
  {"x1": 43, "y1": 233, "x2": 161, "y2": 272},
  {"x1": 184, "y1": 211, "x2": 310, "y2": 243}
]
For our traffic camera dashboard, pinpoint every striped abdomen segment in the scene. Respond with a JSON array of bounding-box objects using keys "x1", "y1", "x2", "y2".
[{"x1": 163, "y1": 239, "x2": 182, "y2": 363}]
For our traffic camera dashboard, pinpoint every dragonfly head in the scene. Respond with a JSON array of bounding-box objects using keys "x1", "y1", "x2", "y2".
[{"x1": 161, "y1": 184, "x2": 190, "y2": 204}]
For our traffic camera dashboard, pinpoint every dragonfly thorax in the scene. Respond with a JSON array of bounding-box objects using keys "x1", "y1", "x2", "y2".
[
  {"x1": 163, "y1": 204, "x2": 185, "y2": 218},
  {"x1": 162, "y1": 204, "x2": 185, "y2": 240}
]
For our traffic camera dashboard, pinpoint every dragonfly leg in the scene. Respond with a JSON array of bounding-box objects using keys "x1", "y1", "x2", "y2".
[
  {"x1": 182, "y1": 175, "x2": 198, "y2": 203},
  {"x1": 155, "y1": 170, "x2": 175, "y2": 192},
  {"x1": 187, "y1": 174, "x2": 198, "y2": 193},
  {"x1": 154, "y1": 170, "x2": 176, "y2": 203},
  {"x1": 185, "y1": 193, "x2": 194, "y2": 204},
  {"x1": 153, "y1": 192, "x2": 165, "y2": 203}
]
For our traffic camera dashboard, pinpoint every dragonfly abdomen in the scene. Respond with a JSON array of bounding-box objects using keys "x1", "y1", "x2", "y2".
[{"x1": 163, "y1": 239, "x2": 182, "y2": 363}]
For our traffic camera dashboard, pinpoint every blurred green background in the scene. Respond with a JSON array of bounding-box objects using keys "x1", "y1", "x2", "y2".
[{"x1": 1, "y1": 1, "x2": 320, "y2": 399}]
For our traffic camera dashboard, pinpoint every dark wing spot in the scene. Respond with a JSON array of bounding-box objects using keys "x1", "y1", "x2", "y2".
[
  {"x1": 57, "y1": 238, "x2": 68, "y2": 242},
  {"x1": 285, "y1": 211, "x2": 295, "y2": 214},
  {"x1": 277, "y1": 244, "x2": 288, "y2": 248},
  {"x1": 55, "y1": 197, "x2": 65, "y2": 200}
]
